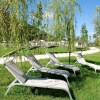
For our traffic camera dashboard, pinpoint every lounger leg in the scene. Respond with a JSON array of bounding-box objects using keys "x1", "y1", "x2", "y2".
[
  {"x1": 8, "y1": 79, "x2": 17, "y2": 88},
  {"x1": 73, "y1": 71, "x2": 76, "y2": 75},
  {"x1": 5, "y1": 84, "x2": 14, "y2": 95},
  {"x1": 74, "y1": 61, "x2": 77, "y2": 65},
  {"x1": 5, "y1": 79, "x2": 17, "y2": 95},
  {"x1": 46, "y1": 61, "x2": 52, "y2": 67},
  {"x1": 64, "y1": 77, "x2": 69, "y2": 85},
  {"x1": 66, "y1": 90, "x2": 73, "y2": 100},
  {"x1": 26, "y1": 68, "x2": 31, "y2": 75},
  {"x1": 63, "y1": 75, "x2": 69, "y2": 85},
  {"x1": 95, "y1": 69, "x2": 97, "y2": 73},
  {"x1": 26, "y1": 68, "x2": 36, "y2": 75},
  {"x1": 68, "y1": 92, "x2": 73, "y2": 100},
  {"x1": 66, "y1": 79, "x2": 69, "y2": 85}
]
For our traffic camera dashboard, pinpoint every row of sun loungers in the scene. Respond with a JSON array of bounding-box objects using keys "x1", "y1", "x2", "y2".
[{"x1": 2, "y1": 52, "x2": 100, "y2": 100}]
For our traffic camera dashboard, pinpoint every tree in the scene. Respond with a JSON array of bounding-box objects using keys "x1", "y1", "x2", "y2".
[
  {"x1": 0, "y1": 1, "x2": 45, "y2": 44},
  {"x1": 0, "y1": 0, "x2": 29, "y2": 44},
  {"x1": 31, "y1": 2, "x2": 43, "y2": 27},
  {"x1": 0, "y1": 0, "x2": 81, "y2": 57},
  {"x1": 30, "y1": 2, "x2": 44, "y2": 41},
  {"x1": 47, "y1": 0, "x2": 81, "y2": 64},
  {"x1": 80, "y1": 23, "x2": 88, "y2": 47},
  {"x1": 93, "y1": 6, "x2": 100, "y2": 46}
]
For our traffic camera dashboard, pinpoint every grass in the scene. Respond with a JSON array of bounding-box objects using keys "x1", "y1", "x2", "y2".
[
  {"x1": 0, "y1": 52, "x2": 100, "y2": 100},
  {"x1": 0, "y1": 45, "x2": 71, "y2": 57},
  {"x1": 0, "y1": 44, "x2": 89, "y2": 57}
]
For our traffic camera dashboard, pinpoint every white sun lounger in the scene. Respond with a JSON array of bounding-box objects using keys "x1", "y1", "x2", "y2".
[
  {"x1": 75, "y1": 53, "x2": 100, "y2": 73},
  {"x1": 26, "y1": 55, "x2": 70, "y2": 84},
  {"x1": 46, "y1": 52, "x2": 80, "y2": 74},
  {"x1": 4, "y1": 60, "x2": 73, "y2": 100}
]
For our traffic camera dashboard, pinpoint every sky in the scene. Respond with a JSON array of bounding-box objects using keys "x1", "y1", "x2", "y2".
[{"x1": 76, "y1": 0, "x2": 100, "y2": 37}]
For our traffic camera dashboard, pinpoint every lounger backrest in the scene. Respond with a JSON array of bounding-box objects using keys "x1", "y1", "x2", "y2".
[
  {"x1": 75, "y1": 53, "x2": 86, "y2": 64},
  {"x1": 46, "y1": 52, "x2": 59, "y2": 63},
  {"x1": 26, "y1": 55, "x2": 42, "y2": 69},
  {"x1": 4, "y1": 61, "x2": 28, "y2": 83}
]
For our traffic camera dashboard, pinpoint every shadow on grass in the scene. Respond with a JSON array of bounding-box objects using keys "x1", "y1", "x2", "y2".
[
  {"x1": 86, "y1": 60, "x2": 100, "y2": 65},
  {"x1": 41, "y1": 72, "x2": 67, "y2": 81},
  {"x1": 80, "y1": 64, "x2": 100, "y2": 75},
  {"x1": 29, "y1": 72, "x2": 76, "y2": 99},
  {"x1": 31, "y1": 87, "x2": 76, "y2": 100}
]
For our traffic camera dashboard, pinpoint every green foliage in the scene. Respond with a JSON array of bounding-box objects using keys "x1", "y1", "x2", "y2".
[
  {"x1": 80, "y1": 23, "x2": 88, "y2": 46},
  {"x1": 93, "y1": 6, "x2": 100, "y2": 46},
  {"x1": 0, "y1": 1, "x2": 49, "y2": 44},
  {"x1": 0, "y1": 0, "x2": 28, "y2": 44},
  {"x1": 46, "y1": 0, "x2": 81, "y2": 64},
  {"x1": 95, "y1": 36, "x2": 100, "y2": 46},
  {"x1": 93, "y1": 6, "x2": 100, "y2": 35},
  {"x1": 48, "y1": 0, "x2": 81, "y2": 42},
  {"x1": 31, "y1": 2, "x2": 43, "y2": 27},
  {"x1": 0, "y1": 0, "x2": 81, "y2": 44}
]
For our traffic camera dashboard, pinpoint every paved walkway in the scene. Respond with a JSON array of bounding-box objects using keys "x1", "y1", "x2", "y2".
[{"x1": 0, "y1": 47, "x2": 100, "y2": 64}]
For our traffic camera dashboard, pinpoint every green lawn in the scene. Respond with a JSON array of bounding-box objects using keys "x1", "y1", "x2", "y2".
[
  {"x1": 0, "y1": 44, "x2": 88, "y2": 57},
  {"x1": 0, "y1": 52, "x2": 100, "y2": 100},
  {"x1": 0, "y1": 45, "x2": 72, "y2": 57}
]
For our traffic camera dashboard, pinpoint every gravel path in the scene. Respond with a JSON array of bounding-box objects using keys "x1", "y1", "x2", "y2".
[{"x1": 0, "y1": 47, "x2": 100, "y2": 64}]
